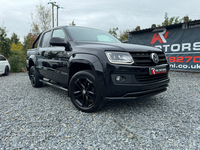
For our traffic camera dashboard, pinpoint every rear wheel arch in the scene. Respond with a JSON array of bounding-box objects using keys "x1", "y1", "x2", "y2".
[
  {"x1": 29, "y1": 66, "x2": 43, "y2": 87},
  {"x1": 28, "y1": 59, "x2": 35, "y2": 77},
  {"x1": 28, "y1": 59, "x2": 35, "y2": 70}
]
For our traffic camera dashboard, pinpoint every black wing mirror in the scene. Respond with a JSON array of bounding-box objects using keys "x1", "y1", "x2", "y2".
[
  {"x1": 50, "y1": 37, "x2": 67, "y2": 46},
  {"x1": 49, "y1": 37, "x2": 71, "y2": 51}
]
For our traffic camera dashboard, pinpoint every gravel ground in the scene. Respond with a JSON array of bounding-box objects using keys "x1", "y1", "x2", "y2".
[{"x1": 0, "y1": 72, "x2": 200, "y2": 150}]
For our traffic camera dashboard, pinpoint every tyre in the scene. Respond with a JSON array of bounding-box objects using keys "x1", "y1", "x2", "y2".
[
  {"x1": 29, "y1": 66, "x2": 43, "y2": 87},
  {"x1": 3, "y1": 66, "x2": 9, "y2": 76},
  {"x1": 69, "y1": 70, "x2": 104, "y2": 113}
]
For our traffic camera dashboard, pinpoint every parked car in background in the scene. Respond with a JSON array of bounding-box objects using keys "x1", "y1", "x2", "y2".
[{"x1": 0, "y1": 55, "x2": 10, "y2": 76}]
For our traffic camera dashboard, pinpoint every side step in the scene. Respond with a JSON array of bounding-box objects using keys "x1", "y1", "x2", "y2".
[{"x1": 39, "y1": 79, "x2": 68, "y2": 92}]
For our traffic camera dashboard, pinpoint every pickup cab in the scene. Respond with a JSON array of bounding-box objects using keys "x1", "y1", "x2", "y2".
[{"x1": 27, "y1": 26, "x2": 170, "y2": 112}]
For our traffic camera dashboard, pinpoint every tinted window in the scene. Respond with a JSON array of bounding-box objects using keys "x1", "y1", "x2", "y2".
[
  {"x1": 66, "y1": 26, "x2": 121, "y2": 43},
  {"x1": 0, "y1": 56, "x2": 6, "y2": 61},
  {"x1": 41, "y1": 31, "x2": 51, "y2": 47},
  {"x1": 52, "y1": 29, "x2": 65, "y2": 41}
]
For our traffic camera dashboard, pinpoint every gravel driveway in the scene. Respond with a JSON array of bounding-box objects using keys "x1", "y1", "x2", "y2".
[{"x1": 0, "y1": 72, "x2": 200, "y2": 150}]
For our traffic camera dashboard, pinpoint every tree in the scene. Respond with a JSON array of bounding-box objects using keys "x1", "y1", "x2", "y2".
[
  {"x1": 162, "y1": 13, "x2": 169, "y2": 26},
  {"x1": 10, "y1": 42, "x2": 22, "y2": 53},
  {"x1": 151, "y1": 24, "x2": 157, "y2": 28},
  {"x1": 21, "y1": 33, "x2": 37, "y2": 64},
  {"x1": 108, "y1": 27, "x2": 118, "y2": 38},
  {"x1": 174, "y1": 17, "x2": 180, "y2": 24},
  {"x1": 119, "y1": 29, "x2": 130, "y2": 41},
  {"x1": 134, "y1": 26, "x2": 140, "y2": 31},
  {"x1": 69, "y1": 20, "x2": 76, "y2": 26},
  {"x1": 161, "y1": 12, "x2": 180, "y2": 26},
  {"x1": 9, "y1": 33, "x2": 24, "y2": 72},
  {"x1": 0, "y1": 26, "x2": 11, "y2": 57},
  {"x1": 31, "y1": 4, "x2": 51, "y2": 35},
  {"x1": 183, "y1": 15, "x2": 192, "y2": 22},
  {"x1": 159, "y1": 13, "x2": 192, "y2": 27},
  {"x1": 119, "y1": 26, "x2": 140, "y2": 41},
  {"x1": 161, "y1": 12, "x2": 181, "y2": 26},
  {"x1": 10, "y1": 33, "x2": 19, "y2": 44},
  {"x1": 10, "y1": 32, "x2": 21, "y2": 54}
]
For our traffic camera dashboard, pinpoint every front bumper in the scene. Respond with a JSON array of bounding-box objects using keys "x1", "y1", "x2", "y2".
[
  {"x1": 105, "y1": 84, "x2": 168, "y2": 101},
  {"x1": 102, "y1": 63, "x2": 170, "y2": 100}
]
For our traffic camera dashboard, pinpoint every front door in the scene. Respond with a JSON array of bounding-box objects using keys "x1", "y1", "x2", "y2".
[{"x1": 47, "y1": 29, "x2": 70, "y2": 85}]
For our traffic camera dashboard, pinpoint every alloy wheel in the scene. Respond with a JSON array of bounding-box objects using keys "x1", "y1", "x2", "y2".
[{"x1": 73, "y1": 77, "x2": 96, "y2": 108}]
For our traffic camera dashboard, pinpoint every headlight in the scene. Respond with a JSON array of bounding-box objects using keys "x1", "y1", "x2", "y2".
[{"x1": 105, "y1": 51, "x2": 134, "y2": 65}]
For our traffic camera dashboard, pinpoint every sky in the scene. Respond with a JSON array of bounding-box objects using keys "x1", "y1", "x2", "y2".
[{"x1": 1, "y1": 0, "x2": 200, "y2": 42}]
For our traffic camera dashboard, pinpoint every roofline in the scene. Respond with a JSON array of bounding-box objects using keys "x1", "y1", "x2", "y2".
[
  {"x1": 129, "y1": 19, "x2": 200, "y2": 34},
  {"x1": 43, "y1": 25, "x2": 109, "y2": 33}
]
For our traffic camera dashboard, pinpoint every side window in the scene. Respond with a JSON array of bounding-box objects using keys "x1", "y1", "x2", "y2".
[
  {"x1": 0, "y1": 56, "x2": 6, "y2": 61},
  {"x1": 52, "y1": 29, "x2": 65, "y2": 41},
  {"x1": 41, "y1": 31, "x2": 52, "y2": 47}
]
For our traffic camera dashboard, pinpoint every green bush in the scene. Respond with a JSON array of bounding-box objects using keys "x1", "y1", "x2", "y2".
[{"x1": 9, "y1": 55, "x2": 24, "y2": 72}]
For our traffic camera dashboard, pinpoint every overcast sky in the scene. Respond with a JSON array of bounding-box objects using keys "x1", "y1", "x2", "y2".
[{"x1": 1, "y1": 0, "x2": 200, "y2": 42}]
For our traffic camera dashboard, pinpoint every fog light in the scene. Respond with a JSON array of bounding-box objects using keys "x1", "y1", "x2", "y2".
[{"x1": 116, "y1": 76, "x2": 126, "y2": 82}]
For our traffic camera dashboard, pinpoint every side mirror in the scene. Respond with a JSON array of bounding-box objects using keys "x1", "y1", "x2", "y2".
[
  {"x1": 49, "y1": 37, "x2": 71, "y2": 51},
  {"x1": 49, "y1": 37, "x2": 67, "y2": 47}
]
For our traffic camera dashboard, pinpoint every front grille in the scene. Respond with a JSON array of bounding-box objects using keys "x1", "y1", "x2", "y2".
[
  {"x1": 135, "y1": 73, "x2": 168, "y2": 83},
  {"x1": 131, "y1": 52, "x2": 167, "y2": 66}
]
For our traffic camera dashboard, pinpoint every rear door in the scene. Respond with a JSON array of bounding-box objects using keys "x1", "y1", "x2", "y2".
[{"x1": 37, "y1": 30, "x2": 52, "y2": 79}]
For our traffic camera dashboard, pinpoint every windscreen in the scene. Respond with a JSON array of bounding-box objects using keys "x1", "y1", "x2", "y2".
[{"x1": 66, "y1": 26, "x2": 121, "y2": 43}]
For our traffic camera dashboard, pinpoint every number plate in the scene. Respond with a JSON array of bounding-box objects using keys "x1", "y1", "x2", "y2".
[{"x1": 149, "y1": 67, "x2": 167, "y2": 75}]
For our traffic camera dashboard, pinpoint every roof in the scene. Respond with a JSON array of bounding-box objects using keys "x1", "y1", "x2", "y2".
[{"x1": 129, "y1": 19, "x2": 200, "y2": 34}]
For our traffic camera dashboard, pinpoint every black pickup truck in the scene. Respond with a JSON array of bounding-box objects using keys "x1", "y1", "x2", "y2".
[{"x1": 27, "y1": 26, "x2": 170, "y2": 112}]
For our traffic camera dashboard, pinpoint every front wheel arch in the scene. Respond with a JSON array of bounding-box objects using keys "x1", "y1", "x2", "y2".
[
  {"x1": 3, "y1": 66, "x2": 9, "y2": 76},
  {"x1": 68, "y1": 62, "x2": 93, "y2": 79}
]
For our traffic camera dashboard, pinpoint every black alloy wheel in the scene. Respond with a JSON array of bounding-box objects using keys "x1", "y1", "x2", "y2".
[
  {"x1": 69, "y1": 70, "x2": 103, "y2": 112},
  {"x1": 30, "y1": 67, "x2": 35, "y2": 86},
  {"x1": 29, "y1": 66, "x2": 43, "y2": 87},
  {"x1": 74, "y1": 77, "x2": 96, "y2": 107}
]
